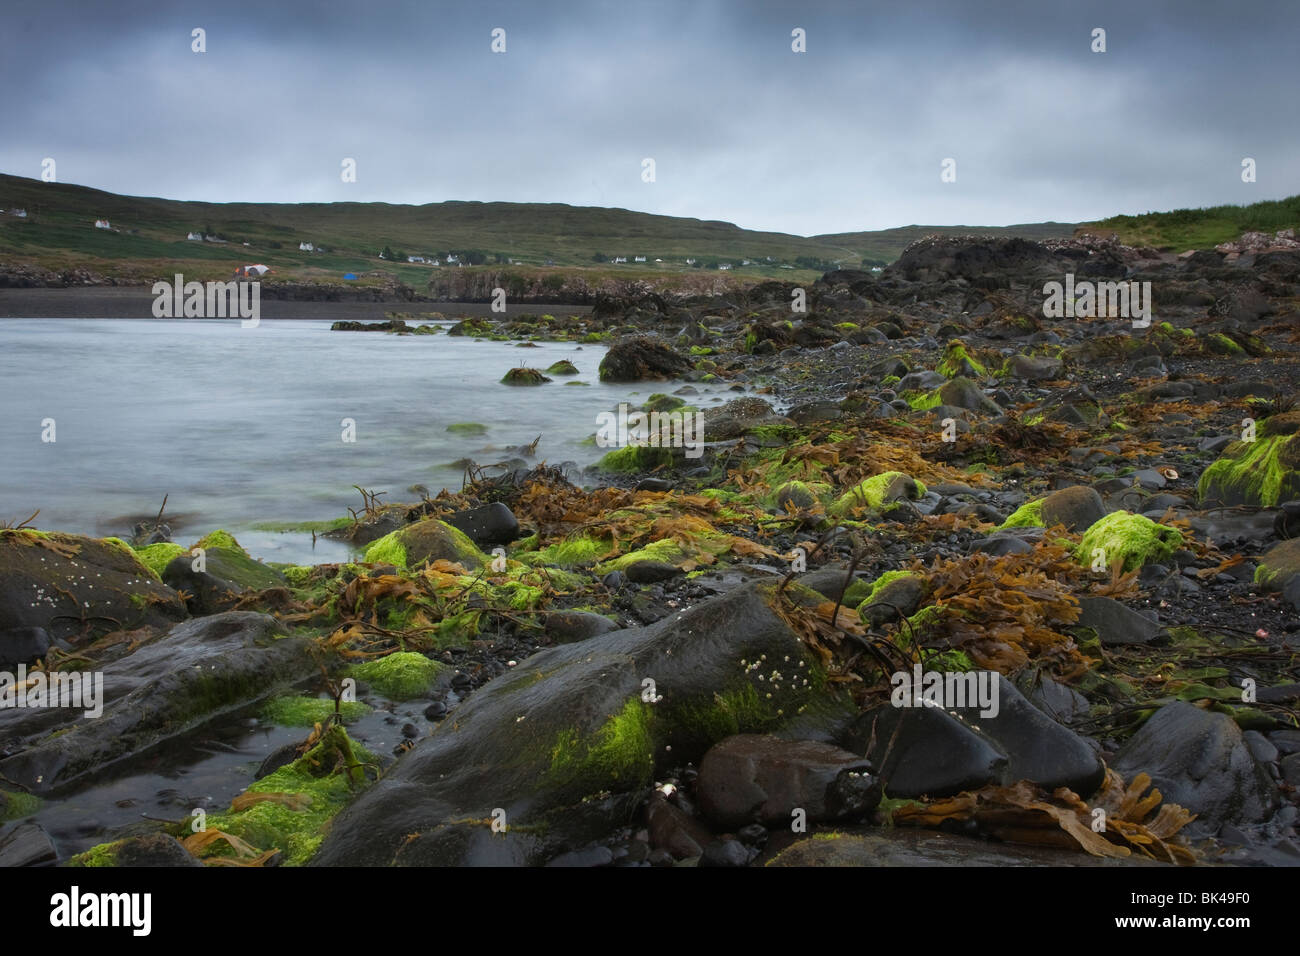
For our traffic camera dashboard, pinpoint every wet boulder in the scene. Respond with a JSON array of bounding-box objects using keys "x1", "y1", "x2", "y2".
[
  {"x1": 1198, "y1": 411, "x2": 1300, "y2": 508},
  {"x1": 440, "y1": 503, "x2": 521, "y2": 548},
  {"x1": 598, "y1": 335, "x2": 692, "y2": 382},
  {"x1": 701, "y1": 397, "x2": 791, "y2": 440},
  {"x1": 0, "y1": 530, "x2": 186, "y2": 642},
  {"x1": 1112, "y1": 701, "x2": 1280, "y2": 830},
  {"x1": 311, "y1": 582, "x2": 832, "y2": 866},
  {"x1": 162, "y1": 531, "x2": 286, "y2": 616},
  {"x1": 0, "y1": 612, "x2": 316, "y2": 793},
  {"x1": 695, "y1": 734, "x2": 879, "y2": 828},
  {"x1": 1040, "y1": 485, "x2": 1107, "y2": 532}
]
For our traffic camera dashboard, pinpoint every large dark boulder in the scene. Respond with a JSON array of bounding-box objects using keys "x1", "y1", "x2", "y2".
[
  {"x1": 0, "y1": 612, "x2": 316, "y2": 793},
  {"x1": 598, "y1": 336, "x2": 692, "y2": 382},
  {"x1": 311, "y1": 582, "x2": 836, "y2": 866},
  {"x1": 695, "y1": 734, "x2": 878, "y2": 828},
  {"x1": 1112, "y1": 701, "x2": 1280, "y2": 830},
  {"x1": 439, "y1": 503, "x2": 521, "y2": 548},
  {"x1": 0, "y1": 530, "x2": 186, "y2": 642}
]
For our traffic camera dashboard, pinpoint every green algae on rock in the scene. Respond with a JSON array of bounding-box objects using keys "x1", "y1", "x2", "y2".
[
  {"x1": 1197, "y1": 411, "x2": 1300, "y2": 508},
  {"x1": 936, "y1": 340, "x2": 987, "y2": 379},
  {"x1": 446, "y1": 422, "x2": 488, "y2": 435},
  {"x1": 545, "y1": 360, "x2": 579, "y2": 375},
  {"x1": 133, "y1": 541, "x2": 186, "y2": 579},
  {"x1": 595, "y1": 444, "x2": 674, "y2": 473},
  {"x1": 348, "y1": 651, "x2": 444, "y2": 700},
  {"x1": 831, "y1": 472, "x2": 927, "y2": 514},
  {"x1": 1075, "y1": 511, "x2": 1184, "y2": 573},
  {"x1": 200, "y1": 724, "x2": 379, "y2": 866},
  {"x1": 0, "y1": 788, "x2": 40, "y2": 822},
  {"x1": 362, "y1": 517, "x2": 487, "y2": 570},
  {"x1": 1254, "y1": 537, "x2": 1300, "y2": 591},
  {"x1": 500, "y1": 367, "x2": 552, "y2": 385},
  {"x1": 997, "y1": 499, "x2": 1044, "y2": 530},
  {"x1": 260, "y1": 695, "x2": 371, "y2": 727}
]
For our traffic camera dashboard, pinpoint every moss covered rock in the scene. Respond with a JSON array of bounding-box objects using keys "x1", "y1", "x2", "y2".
[
  {"x1": 348, "y1": 652, "x2": 444, "y2": 700},
  {"x1": 1075, "y1": 511, "x2": 1184, "y2": 573},
  {"x1": 362, "y1": 518, "x2": 487, "y2": 571},
  {"x1": 936, "y1": 340, "x2": 987, "y2": 379},
  {"x1": 831, "y1": 472, "x2": 926, "y2": 515},
  {"x1": 162, "y1": 530, "x2": 286, "y2": 614},
  {"x1": 134, "y1": 542, "x2": 186, "y2": 579},
  {"x1": 501, "y1": 367, "x2": 552, "y2": 385},
  {"x1": 201, "y1": 724, "x2": 379, "y2": 866},
  {"x1": 1198, "y1": 411, "x2": 1300, "y2": 508},
  {"x1": 594, "y1": 444, "x2": 675, "y2": 473},
  {"x1": 1254, "y1": 537, "x2": 1300, "y2": 592},
  {"x1": 0, "y1": 788, "x2": 40, "y2": 822}
]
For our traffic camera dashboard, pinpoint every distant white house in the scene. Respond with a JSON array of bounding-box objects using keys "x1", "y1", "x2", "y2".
[
  {"x1": 634, "y1": 255, "x2": 646, "y2": 263},
  {"x1": 719, "y1": 263, "x2": 732, "y2": 270},
  {"x1": 187, "y1": 231, "x2": 204, "y2": 241},
  {"x1": 445, "y1": 254, "x2": 460, "y2": 264},
  {"x1": 613, "y1": 256, "x2": 627, "y2": 263},
  {"x1": 12, "y1": 209, "x2": 27, "y2": 218},
  {"x1": 685, "y1": 258, "x2": 696, "y2": 265},
  {"x1": 407, "y1": 255, "x2": 426, "y2": 263},
  {"x1": 430, "y1": 258, "x2": 440, "y2": 266},
  {"x1": 94, "y1": 219, "x2": 112, "y2": 230},
  {"x1": 741, "y1": 259, "x2": 751, "y2": 266},
  {"x1": 235, "y1": 263, "x2": 270, "y2": 277},
  {"x1": 299, "y1": 241, "x2": 314, "y2": 252},
  {"x1": 655, "y1": 258, "x2": 664, "y2": 262}
]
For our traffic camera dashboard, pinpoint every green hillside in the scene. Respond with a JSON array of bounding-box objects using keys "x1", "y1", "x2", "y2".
[
  {"x1": 1078, "y1": 195, "x2": 1300, "y2": 251},
  {"x1": 0, "y1": 174, "x2": 865, "y2": 285}
]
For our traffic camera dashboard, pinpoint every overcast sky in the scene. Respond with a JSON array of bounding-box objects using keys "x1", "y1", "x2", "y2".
[{"x1": 4, "y1": 0, "x2": 1297, "y2": 235}]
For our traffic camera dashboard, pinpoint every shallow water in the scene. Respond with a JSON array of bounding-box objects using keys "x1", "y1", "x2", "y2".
[{"x1": 0, "y1": 318, "x2": 734, "y2": 563}]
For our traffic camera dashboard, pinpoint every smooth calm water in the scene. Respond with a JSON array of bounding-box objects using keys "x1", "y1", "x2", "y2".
[{"x1": 0, "y1": 319, "x2": 735, "y2": 563}]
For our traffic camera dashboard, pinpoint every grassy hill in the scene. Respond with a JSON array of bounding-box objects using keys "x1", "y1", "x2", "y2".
[
  {"x1": 6, "y1": 172, "x2": 1289, "y2": 293},
  {"x1": 0, "y1": 174, "x2": 869, "y2": 287},
  {"x1": 0, "y1": 174, "x2": 1088, "y2": 290},
  {"x1": 1077, "y1": 195, "x2": 1300, "y2": 251},
  {"x1": 813, "y1": 222, "x2": 1078, "y2": 266}
]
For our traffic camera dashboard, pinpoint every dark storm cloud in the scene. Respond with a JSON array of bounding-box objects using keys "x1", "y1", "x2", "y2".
[{"x1": 3, "y1": 0, "x2": 1297, "y2": 234}]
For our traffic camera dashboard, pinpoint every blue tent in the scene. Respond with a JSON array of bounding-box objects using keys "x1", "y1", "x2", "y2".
[{"x1": 343, "y1": 273, "x2": 358, "y2": 281}]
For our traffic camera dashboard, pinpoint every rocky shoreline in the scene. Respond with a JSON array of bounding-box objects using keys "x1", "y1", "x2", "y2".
[{"x1": 2, "y1": 233, "x2": 1299, "y2": 868}]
